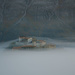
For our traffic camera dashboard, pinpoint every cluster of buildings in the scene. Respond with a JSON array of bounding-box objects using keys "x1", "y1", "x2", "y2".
[{"x1": 9, "y1": 36, "x2": 56, "y2": 49}]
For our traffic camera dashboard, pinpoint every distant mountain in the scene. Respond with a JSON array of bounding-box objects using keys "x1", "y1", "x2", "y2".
[{"x1": 0, "y1": 0, "x2": 75, "y2": 42}]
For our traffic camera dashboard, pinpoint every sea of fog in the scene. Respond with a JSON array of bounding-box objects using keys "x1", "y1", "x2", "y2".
[{"x1": 0, "y1": 37, "x2": 75, "y2": 75}]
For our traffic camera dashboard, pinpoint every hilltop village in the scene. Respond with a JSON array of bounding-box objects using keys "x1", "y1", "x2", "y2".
[{"x1": 8, "y1": 37, "x2": 56, "y2": 49}]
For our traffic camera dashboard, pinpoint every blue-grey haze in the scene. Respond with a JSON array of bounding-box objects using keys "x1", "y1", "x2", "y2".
[{"x1": 0, "y1": 0, "x2": 75, "y2": 42}]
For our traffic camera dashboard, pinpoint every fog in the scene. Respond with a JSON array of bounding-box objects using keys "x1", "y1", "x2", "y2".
[{"x1": 0, "y1": 38, "x2": 75, "y2": 75}]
